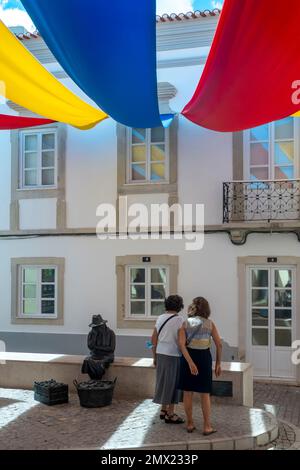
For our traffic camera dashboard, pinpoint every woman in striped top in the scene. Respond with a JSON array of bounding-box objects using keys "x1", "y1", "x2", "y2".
[{"x1": 178, "y1": 297, "x2": 222, "y2": 435}]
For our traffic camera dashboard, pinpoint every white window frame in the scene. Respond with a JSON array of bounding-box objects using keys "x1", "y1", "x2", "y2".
[
  {"x1": 18, "y1": 265, "x2": 58, "y2": 319},
  {"x1": 19, "y1": 129, "x2": 58, "y2": 189},
  {"x1": 125, "y1": 265, "x2": 169, "y2": 320},
  {"x1": 126, "y1": 128, "x2": 170, "y2": 184},
  {"x1": 244, "y1": 118, "x2": 300, "y2": 181}
]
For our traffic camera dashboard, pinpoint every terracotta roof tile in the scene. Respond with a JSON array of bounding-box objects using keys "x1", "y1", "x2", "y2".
[
  {"x1": 156, "y1": 9, "x2": 221, "y2": 22},
  {"x1": 16, "y1": 31, "x2": 40, "y2": 40}
]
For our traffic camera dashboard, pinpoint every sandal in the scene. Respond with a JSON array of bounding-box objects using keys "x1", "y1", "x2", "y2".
[
  {"x1": 187, "y1": 426, "x2": 196, "y2": 433},
  {"x1": 160, "y1": 410, "x2": 167, "y2": 420},
  {"x1": 203, "y1": 429, "x2": 217, "y2": 436},
  {"x1": 165, "y1": 414, "x2": 185, "y2": 424}
]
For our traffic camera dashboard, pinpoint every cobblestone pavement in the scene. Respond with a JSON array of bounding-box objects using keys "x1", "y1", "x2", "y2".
[
  {"x1": 254, "y1": 382, "x2": 300, "y2": 427},
  {"x1": 256, "y1": 421, "x2": 296, "y2": 450},
  {"x1": 253, "y1": 382, "x2": 300, "y2": 450},
  {"x1": 0, "y1": 383, "x2": 299, "y2": 450},
  {"x1": 268, "y1": 422, "x2": 297, "y2": 450},
  {"x1": 0, "y1": 388, "x2": 275, "y2": 450}
]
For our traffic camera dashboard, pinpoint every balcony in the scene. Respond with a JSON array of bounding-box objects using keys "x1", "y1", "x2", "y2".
[{"x1": 223, "y1": 180, "x2": 300, "y2": 223}]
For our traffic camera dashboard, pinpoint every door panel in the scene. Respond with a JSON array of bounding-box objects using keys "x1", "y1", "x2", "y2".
[
  {"x1": 250, "y1": 348, "x2": 270, "y2": 377},
  {"x1": 271, "y1": 268, "x2": 295, "y2": 378},
  {"x1": 247, "y1": 266, "x2": 296, "y2": 379}
]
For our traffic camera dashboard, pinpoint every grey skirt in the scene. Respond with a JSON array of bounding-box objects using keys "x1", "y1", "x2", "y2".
[{"x1": 153, "y1": 354, "x2": 181, "y2": 405}]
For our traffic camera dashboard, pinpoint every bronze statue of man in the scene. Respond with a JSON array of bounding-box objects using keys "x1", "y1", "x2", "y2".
[
  {"x1": 81, "y1": 315, "x2": 116, "y2": 380},
  {"x1": 88, "y1": 314, "x2": 116, "y2": 362}
]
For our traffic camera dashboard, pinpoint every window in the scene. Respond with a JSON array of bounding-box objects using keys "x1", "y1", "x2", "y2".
[
  {"x1": 245, "y1": 117, "x2": 297, "y2": 181},
  {"x1": 127, "y1": 128, "x2": 169, "y2": 183},
  {"x1": 116, "y1": 255, "x2": 178, "y2": 329},
  {"x1": 19, "y1": 266, "x2": 57, "y2": 319},
  {"x1": 127, "y1": 266, "x2": 169, "y2": 319},
  {"x1": 20, "y1": 130, "x2": 57, "y2": 188},
  {"x1": 11, "y1": 258, "x2": 64, "y2": 325}
]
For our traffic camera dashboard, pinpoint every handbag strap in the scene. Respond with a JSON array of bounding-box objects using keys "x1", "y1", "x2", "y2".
[
  {"x1": 157, "y1": 314, "x2": 177, "y2": 338},
  {"x1": 186, "y1": 320, "x2": 203, "y2": 345}
]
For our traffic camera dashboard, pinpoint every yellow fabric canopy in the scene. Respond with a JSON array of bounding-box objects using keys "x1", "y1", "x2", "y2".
[{"x1": 0, "y1": 21, "x2": 107, "y2": 129}]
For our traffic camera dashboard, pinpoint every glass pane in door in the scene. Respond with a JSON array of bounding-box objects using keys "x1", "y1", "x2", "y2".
[
  {"x1": 252, "y1": 269, "x2": 268, "y2": 287},
  {"x1": 252, "y1": 308, "x2": 268, "y2": 326},
  {"x1": 274, "y1": 269, "x2": 292, "y2": 348},
  {"x1": 251, "y1": 269, "x2": 269, "y2": 346},
  {"x1": 274, "y1": 118, "x2": 294, "y2": 181},
  {"x1": 275, "y1": 270, "x2": 292, "y2": 288},
  {"x1": 275, "y1": 309, "x2": 292, "y2": 328},
  {"x1": 252, "y1": 329, "x2": 268, "y2": 346},
  {"x1": 275, "y1": 329, "x2": 292, "y2": 347},
  {"x1": 275, "y1": 290, "x2": 292, "y2": 307},
  {"x1": 275, "y1": 117, "x2": 294, "y2": 140},
  {"x1": 252, "y1": 289, "x2": 268, "y2": 306}
]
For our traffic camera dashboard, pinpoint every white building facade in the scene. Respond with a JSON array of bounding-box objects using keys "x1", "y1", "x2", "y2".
[{"x1": 0, "y1": 11, "x2": 299, "y2": 382}]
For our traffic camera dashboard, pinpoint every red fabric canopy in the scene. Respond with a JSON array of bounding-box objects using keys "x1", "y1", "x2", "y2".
[
  {"x1": 182, "y1": 0, "x2": 300, "y2": 132},
  {"x1": 0, "y1": 114, "x2": 54, "y2": 130}
]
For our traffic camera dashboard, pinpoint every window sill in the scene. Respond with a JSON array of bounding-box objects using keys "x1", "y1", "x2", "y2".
[
  {"x1": 124, "y1": 181, "x2": 170, "y2": 186},
  {"x1": 12, "y1": 316, "x2": 63, "y2": 326},
  {"x1": 118, "y1": 181, "x2": 177, "y2": 196},
  {"x1": 17, "y1": 186, "x2": 58, "y2": 192},
  {"x1": 17, "y1": 315, "x2": 58, "y2": 320},
  {"x1": 124, "y1": 317, "x2": 159, "y2": 321},
  {"x1": 13, "y1": 187, "x2": 63, "y2": 200}
]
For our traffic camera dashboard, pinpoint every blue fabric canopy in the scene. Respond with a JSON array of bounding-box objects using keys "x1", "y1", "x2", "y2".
[{"x1": 22, "y1": 0, "x2": 167, "y2": 128}]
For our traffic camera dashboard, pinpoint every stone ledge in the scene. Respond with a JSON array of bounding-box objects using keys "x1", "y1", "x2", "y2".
[
  {"x1": 0, "y1": 353, "x2": 253, "y2": 407},
  {"x1": 0, "y1": 352, "x2": 252, "y2": 372}
]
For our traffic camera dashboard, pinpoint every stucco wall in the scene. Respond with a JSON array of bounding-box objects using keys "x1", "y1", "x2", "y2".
[{"x1": 0, "y1": 232, "x2": 299, "y2": 348}]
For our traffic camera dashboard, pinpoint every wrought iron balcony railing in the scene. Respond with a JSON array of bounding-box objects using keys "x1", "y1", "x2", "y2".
[{"x1": 223, "y1": 180, "x2": 300, "y2": 223}]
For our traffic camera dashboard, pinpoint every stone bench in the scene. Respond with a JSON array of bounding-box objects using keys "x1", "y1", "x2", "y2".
[{"x1": 0, "y1": 353, "x2": 253, "y2": 407}]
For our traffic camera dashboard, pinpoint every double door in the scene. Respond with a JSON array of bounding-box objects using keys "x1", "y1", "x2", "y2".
[{"x1": 247, "y1": 266, "x2": 296, "y2": 378}]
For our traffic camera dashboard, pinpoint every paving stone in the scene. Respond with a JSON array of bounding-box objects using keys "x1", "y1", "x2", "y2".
[
  {"x1": 188, "y1": 440, "x2": 211, "y2": 451},
  {"x1": 142, "y1": 443, "x2": 188, "y2": 450},
  {"x1": 270, "y1": 426, "x2": 279, "y2": 442},
  {"x1": 234, "y1": 436, "x2": 254, "y2": 450},
  {"x1": 212, "y1": 439, "x2": 234, "y2": 450},
  {"x1": 256, "y1": 431, "x2": 270, "y2": 447}
]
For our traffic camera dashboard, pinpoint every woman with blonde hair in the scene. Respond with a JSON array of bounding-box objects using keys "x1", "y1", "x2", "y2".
[{"x1": 178, "y1": 297, "x2": 222, "y2": 434}]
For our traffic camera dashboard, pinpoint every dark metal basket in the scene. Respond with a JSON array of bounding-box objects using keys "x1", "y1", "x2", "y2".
[
  {"x1": 73, "y1": 378, "x2": 117, "y2": 408},
  {"x1": 34, "y1": 379, "x2": 69, "y2": 406}
]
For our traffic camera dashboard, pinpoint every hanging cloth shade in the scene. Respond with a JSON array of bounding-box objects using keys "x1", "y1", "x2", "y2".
[
  {"x1": 0, "y1": 114, "x2": 54, "y2": 130},
  {"x1": 0, "y1": 20, "x2": 107, "y2": 130},
  {"x1": 21, "y1": 0, "x2": 171, "y2": 128},
  {"x1": 182, "y1": 0, "x2": 300, "y2": 132}
]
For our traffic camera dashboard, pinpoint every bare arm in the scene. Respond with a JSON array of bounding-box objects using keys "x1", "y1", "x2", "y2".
[
  {"x1": 212, "y1": 322, "x2": 222, "y2": 377},
  {"x1": 178, "y1": 326, "x2": 198, "y2": 375},
  {"x1": 151, "y1": 328, "x2": 158, "y2": 366}
]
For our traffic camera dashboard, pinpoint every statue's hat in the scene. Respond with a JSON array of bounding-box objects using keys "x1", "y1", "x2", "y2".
[{"x1": 89, "y1": 314, "x2": 107, "y2": 328}]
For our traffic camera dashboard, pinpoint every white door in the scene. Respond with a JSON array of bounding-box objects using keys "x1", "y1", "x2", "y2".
[{"x1": 247, "y1": 266, "x2": 296, "y2": 379}]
